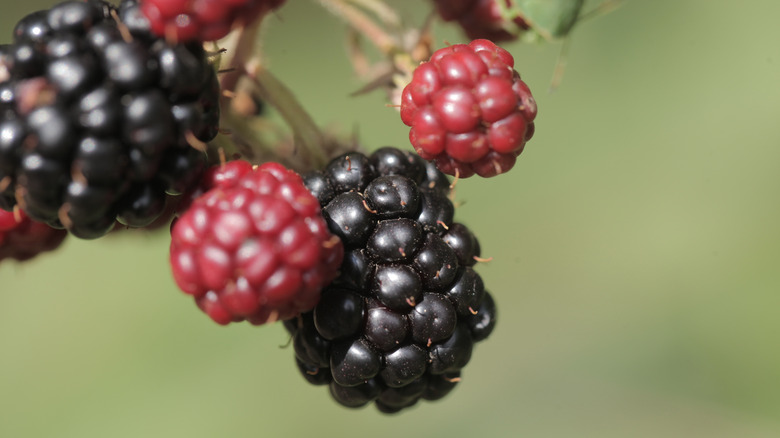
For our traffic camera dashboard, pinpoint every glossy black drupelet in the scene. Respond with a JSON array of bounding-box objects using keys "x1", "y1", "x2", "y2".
[
  {"x1": 290, "y1": 147, "x2": 497, "y2": 413},
  {"x1": 0, "y1": 0, "x2": 218, "y2": 238}
]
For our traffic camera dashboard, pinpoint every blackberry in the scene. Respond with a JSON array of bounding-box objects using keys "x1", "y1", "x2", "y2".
[
  {"x1": 0, "y1": 0, "x2": 219, "y2": 239},
  {"x1": 287, "y1": 147, "x2": 497, "y2": 413}
]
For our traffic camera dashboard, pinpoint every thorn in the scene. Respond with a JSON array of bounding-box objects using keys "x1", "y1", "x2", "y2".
[
  {"x1": 434, "y1": 270, "x2": 440, "y2": 279},
  {"x1": 362, "y1": 199, "x2": 377, "y2": 214},
  {"x1": 473, "y1": 255, "x2": 494, "y2": 263},
  {"x1": 444, "y1": 376, "x2": 461, "y2": 383},
  {"x1": 385, "y1": 104, "x2": 401, "y2": 108},
  {"x1": 427, "y1": 338, "x2": 432, "y2": 347},
  {"x1": 405, "y1": 296, "x2": 416, "y2": 307},
  {"x1": 345, "y1": 155, "x2": 352, "y2": 171},
  {"x1": 436, "y1": 220, "x2": 449, "y2": 230},
  {"x1": 398, "y1": 247, "x2": 407, "y2": 257},
  {"x1": 468, "y1": 306, "x2": 478, "y2": 315},
  {"x1": 185, "y1": 131, "x2": 207, "y2": 152}
]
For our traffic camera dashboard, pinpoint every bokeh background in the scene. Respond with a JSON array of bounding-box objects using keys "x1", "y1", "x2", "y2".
[{"x1": 2, "y1": 0, "x2": 780, "y2": 437}]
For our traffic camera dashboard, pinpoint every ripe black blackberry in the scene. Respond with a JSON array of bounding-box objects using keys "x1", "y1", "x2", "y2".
[
  {"x1": 288, "y1": 147, "x2": 497, "y2": 413},
  {"x1": 0, "y1": 0, "x2": 219, "y2": 238}
]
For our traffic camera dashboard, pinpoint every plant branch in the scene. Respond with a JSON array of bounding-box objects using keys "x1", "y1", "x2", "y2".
[{"x1": 314, "y1": 0, "x2": 398, "y2": 55}]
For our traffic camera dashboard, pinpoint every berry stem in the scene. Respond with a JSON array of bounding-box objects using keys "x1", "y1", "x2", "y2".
[
  {"x1": 213, "y1": 15, "x2": 329, "y2": 171},
  {"x1": 495, "y1": 0, "x2": 529, "y2": 35},
  {"x1": 344, "y1": 0, "x2": 401, "y2": 28},
  {"x1": 314, "y1": 0, "x2": 398, "y2": 55},
  {"x1": 217, "y1": 21, "x2": 262, "y2": 102},
  {"x1": 244, "y1": 60, "x2": 329, "y2": 170},
  {"x1": 578, "y1": 0, "x2": 624, "y2": 24}
]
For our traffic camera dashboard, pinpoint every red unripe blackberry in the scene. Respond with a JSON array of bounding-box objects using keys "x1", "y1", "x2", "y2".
[
  {"x1": 140, "y1": 0, "x2": 287, "y2": 42},
  {"x1": 0, "y1": 0, "x2": 220, "y2": 239},
  {"x1": 400, "y1": 39, "x2": 537, "y2": 178},
  {"x1": 0, "y1": 208, "x2": 66, "y2": 262},
  {"x1": 288, "y1": 148, "x2": 497, "y2": 413},
  {"x1": 432, "y1": 0, "x2": 530, "y2": 42},
  {"x1": 169, "y1": 161, "x2": 344, "y2": 325},
  {"x1": 175, "y1": 159, "x2": 254, "y2": 215}
]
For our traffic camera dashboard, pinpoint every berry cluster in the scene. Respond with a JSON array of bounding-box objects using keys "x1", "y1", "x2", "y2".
[
  {"x1": 432, "y1": 0, "x2": 529, "y2": 42},
  {"x1": 0, "y1": 0, "x2": 219, "y2": 239},
  {"x1": 285, "y1": 147, "x2": 497, "y2": 412},
  {"x1": 140, "y1": 0, "x2": 287, "y2": 43},
  {"x1": 0, "y1": 207, "x2": 66, "y2": 262},
  {"x1": 170, "y1": 161, "x2": 344, "y2": 325},
  {"x1": 400, "y1": 39, "x2": 537, "y2": 178},
  {"x1": 0, "y1": 0, "x2": 523, "y2": 415}
]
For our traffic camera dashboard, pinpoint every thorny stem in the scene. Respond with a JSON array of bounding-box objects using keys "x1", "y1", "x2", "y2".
[
  {"x1": 315, "y1": 0, "x2": 432, "y2": 105},
  {"x1": 214, "y1": 14, "x2": 329, "y2": 171},
  {"x1": 217, "y1": 21, "x2": 261, "y2": 102}
]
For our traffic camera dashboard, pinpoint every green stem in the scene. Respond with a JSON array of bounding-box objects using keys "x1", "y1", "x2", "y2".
[
  {"x1": 244, "y1": 61, "x2": 328, "y2": 170},
  {"x1": 345, "y1": 0, "x2": 401, "y2": 28},
  {"x1": 218, "y1": 21, "x2": 261, "y2": 103},
  {"x1": 314, "y1": 0, "x2": 399, "y2": 55}
]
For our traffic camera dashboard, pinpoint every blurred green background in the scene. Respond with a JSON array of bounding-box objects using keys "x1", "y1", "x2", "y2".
[{"x1": 2, "y1": 0, "x2": 780, "y2": 436}]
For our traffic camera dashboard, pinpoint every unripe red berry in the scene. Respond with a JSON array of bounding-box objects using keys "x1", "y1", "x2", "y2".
[
  {"x1": 401, "y1": 39, "x2": 537, "y2": 177},
  {"x1": 0, "y1": 208, "x2": 66, "y2": 262},
  {"x1": 169, "y1": 161, "x2": 344, "y2": 325},
  {"x1": 140, "y1": 0, "x2": 287, "y2": 42}
]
